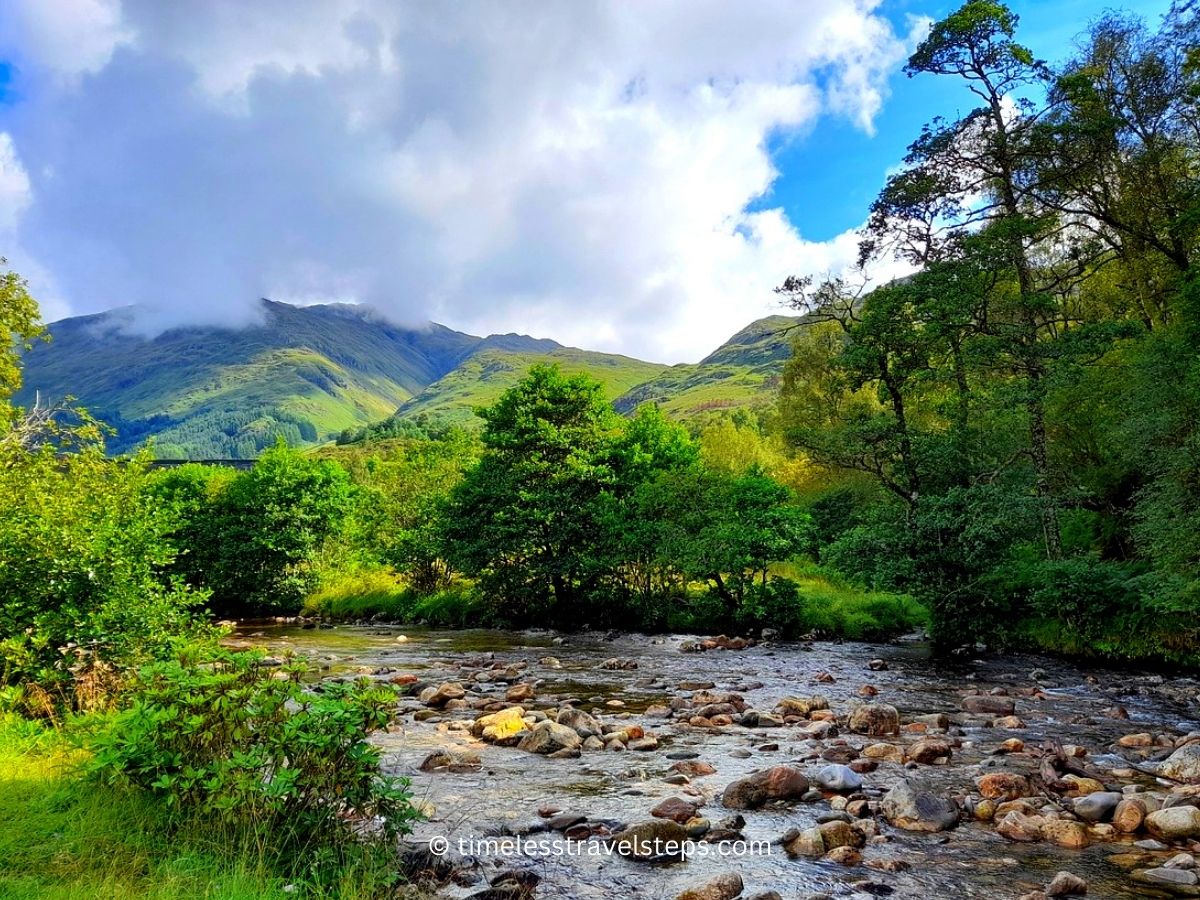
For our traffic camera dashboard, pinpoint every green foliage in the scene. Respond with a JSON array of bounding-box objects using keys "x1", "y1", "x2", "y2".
[
  {"x1": 0, "y1": 260, "x2": 45, "y2": 409},
  {"x1": 89, "y1": 650, "x2": 417, "y2": 854},
  {"x1": 0, "y1": 434, "x2": 210, "y2": 694}
]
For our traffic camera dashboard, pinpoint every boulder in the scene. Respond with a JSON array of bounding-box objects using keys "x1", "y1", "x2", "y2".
[
  {"x1": 813, "y1": 764, "x2": 864, "y2": 793},
  {"x1": 1146, "y1": 806, "x2": 1200, "y2": 841},
  {"x1": 652, "y1": 797, "x2": 701, "y2": 824},
  {"x1": 418, "y1": 747, "x2": 482, "y2": 773},
  {"x1": 848, "y1": 704, "x2": 900, "y2": 736},
  {"x1": 775, "y1": 695, "x2": 828, "y2": 717},
  {"x1": 505, "y1": 683, "x2": 535, "y2": 703},
  {"x1": 1041, "y1": 819, "x2": 1089, "y2": 849},
  {"x1": 1046, "y1": 872, "x2": 1088, "y2": 896},
  {"x1": 1073, "y1": 791, "x2": 1122, "y2": 823},
  {"x1": 997, "y1": 811, "x2": 1045, "y2": 842},
  {"x1": 556, "y1": 707, "x2": 602, "y2": 737},
  {"x1": 722, "y1": 766, "x2": 810, "y2": 810},
  {"x1": 423, "y1": 681, "x2": 466, "y2": 707},
  {"x1": 675, "y1": 874, "x2": 744, "y2": 900},
  {"x1": 977, "y1": 773, "x2": 1033, "y2": 801},
  {"x1": 880, "y1": 780, "x2": 960, "y2": 832},
  {"x1": 1161, "y1": 743, "x2": 1200, "y2": 784},
  {"x1": 962, "y1": 695, "x2": 1016, "y2": 716},
  {"x1": 474, "y1": 706, "x2": 527, "y2": 743},
  {"x1": 517, "y1": 721, "x2": 583, "y2": 755},
  {"x1": 610, "y1": 820, "x2": 690, "y2": 861},
  {"x1": 1113, "y1": 798, "x2": 1147, "y2": 833},
  {"x1": 907, "y1": 737, "x2": 953, "y2": 764},
  {"x1": 1134, "y1": 868, "x2": 1200, "y2": 890}
]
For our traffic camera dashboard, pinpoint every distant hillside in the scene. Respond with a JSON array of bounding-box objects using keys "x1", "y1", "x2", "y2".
[
  {"x1": 18, "y1": 301, "x2": 804, "y2": 457},
  {"x1": 611, "y1": 315, "x2": 802, "y2": 421},
  {"x1": 15, "y1": 300, "x2": 556, "y2": 457},
  {"x1": 390, "y1": 348, "x2": 670, "y2": 424}
]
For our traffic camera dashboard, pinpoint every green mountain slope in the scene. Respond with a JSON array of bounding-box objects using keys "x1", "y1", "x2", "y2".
[
  {"x1": 611, "y1": 315, "x2": 802, "y2": 420},
  {"x1": 391, "y1": 348, "x2": 670, "y2": 423},
  {"x1": 15, "y1": 300, "x2": 556, "y2": 457}
]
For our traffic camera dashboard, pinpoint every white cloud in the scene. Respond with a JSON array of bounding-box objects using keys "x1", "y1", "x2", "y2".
[{"x1": 0, "y1": 0, "x2": 909, "y2": 362}]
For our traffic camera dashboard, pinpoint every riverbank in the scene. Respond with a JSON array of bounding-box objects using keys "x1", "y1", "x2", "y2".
[
  {"x1": 0, "y1": 715, "x2": 404, "y2": 900},
  {"x1": 232, "y1": 625, "x2": 1200, "y2": 899}
]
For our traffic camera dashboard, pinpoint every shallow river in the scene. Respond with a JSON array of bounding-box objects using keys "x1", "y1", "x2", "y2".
[{"x1": 232, "y1": 625, "x2": 1200, "y2": 900}]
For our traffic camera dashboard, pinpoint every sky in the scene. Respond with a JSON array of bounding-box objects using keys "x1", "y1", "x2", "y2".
[{"x1": 0, "y1": 0, "x2": 1175, "y2": 364}]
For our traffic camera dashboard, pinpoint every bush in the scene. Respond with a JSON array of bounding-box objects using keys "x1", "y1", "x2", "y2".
[{"x1": 89, "y1": 650, "x2": 419, "y2": 855}]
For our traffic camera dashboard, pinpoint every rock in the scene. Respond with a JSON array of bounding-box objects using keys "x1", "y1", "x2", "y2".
[
  {"x1": 505, "y1": 683, "x2": 535, "y2": 703},
  {"x1": 1166, "y1": 853, "x2": 1197, "y2": 869},
  {"x1": 776, "y1": 695, "x2": 828, "y2": 717},
  {"x1": 825, "y1": 845, "x2": 862, "y2": 865},
  {"x1": 517, "y1": 721, "x2": 583, "y2": 755},
  {"x1": 962, "y1": 695, "x2": 1016, "y2": 716},
  {"x1": 864, "y1": 742, "x2": 904, "y2": 763},
  {"x1": 474, "y1": 706, "x2": 527, "y2": 743},
  {"x1": 1113, "y1": 798, "x2": 1147, "y2": 833},
  {"x1": 652, "y1": 797, "x2": 701, "y2": 823},
  {"x1": 556, "y1": 707, "x2": 602, "y2": 737},
  {"x1": 418, "y1": 748, "x2": 482, "y2": 773},
  {"x1": 1135, "y1": 868, "x2": 1200, "y2": 889},
  {"x1": 1046, "y1": 871, "x2": 1088, "y2": 896},
  {"x1": 645, "y1": 704, "x2": 673, "y2": 718},
  {"x1": 629, "y1": 736, "x2": 659, "y2": 751},
  {"x1": 880, "y1": 779, "x2": 960, "y2": 832},
  {"x1": 1063, "y1": 775, "x2": 1105, "y2": 795},
  {"x1": 1146, "y1": 806, "x2": 1200, "y2": 841},
  {"x1": 848, "y1": 704, "x2": 901, "y2": 736},
  {"x1": 671, "y1": 760, "x2": 716, "y2": 777},
  {"x1": 424, "y1": 681, "x2": 466, "y2": 707},
  {"x1": 1161, "y1": 743, "x2": 1200, "y2": 784},
  {"x1": 813, "y1": 764, "x2": 863, "y2": 793},
  {"x1": 539, "y1": 656, "x2": 562, "y2": 668},
  {"x1": 782, "y1": 827, "x2": 825, "y2": 857},
  {"x1": 1073, "y1": 792, "x2": 1122, "y2": 823},
  {"x1": 977, "y1": 773, "x2": 1033, "y2": 801},
  {"x1": 1041, "y1": 819, "x2": 1089, "y2": 849},
  {"x1": 675, "y1": 873, "x2": 744, "y2": 900},
  {"x1": 910, "y1": 713, "x2": 950, "y2": 730},
  {"x1": 907, "y1": 737, "x2": 953, "y2": 764},
  {"x1": 610, "y1": 820, "x2": 690, "y2": 861},
  {"x1": 1118, "y1": 732, "x2": 1154, "y2": 748},
  {"x1": 868, "y1": 659, "x2": 888, "y2": 671},
  {"x1": 722, "y1": 766, "x2": 810, "y2": 809},
  {"x1": 997, "y1": 811, "x2": 1045, "y2": 842}
]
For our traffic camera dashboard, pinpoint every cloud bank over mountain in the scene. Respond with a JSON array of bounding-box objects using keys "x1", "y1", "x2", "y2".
[{"x1": 0, "y1": 0, "x2": 917, "y2": 362}]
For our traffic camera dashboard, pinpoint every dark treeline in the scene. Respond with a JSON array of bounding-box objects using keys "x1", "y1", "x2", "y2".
[{"x1": 774, "y1": 1, "x2": 1200, "y2": 662}]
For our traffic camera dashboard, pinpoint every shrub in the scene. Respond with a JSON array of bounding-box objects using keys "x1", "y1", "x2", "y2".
[{"x1": 89, "y1": 650, "x2": 418, "y2": 854}]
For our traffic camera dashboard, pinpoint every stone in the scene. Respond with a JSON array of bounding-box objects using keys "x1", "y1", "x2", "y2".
[
  {"x1": 652, "y1": 797, "x2": 701, "y2": 823},
  {"x1": 997, "y1": 811, "x2": 1045, "y2": 842},
  {"x1": 505, "y1": 683, "x2": 535, "y2": 703},
  {"x1": 418, "y1": 748, "x2": 482, "y2": 773},
  {"x1": 825, "y1": 845, "x2": 862, "y2": 865},
  {"x1": 1135, "y1": 868, "x2": 1200, "y2": 889},
  {"x1": 671, "y1": 760, "x2": 716, "y2": 777},
  {"x1": 868, "y1": 659, "x2": 888, "y2": 671},
  {"x1": 1108, "y1": 801, "x2": 1147, "y2": 835},
  {"x1": 977, "y1": 773, "x2": 1033, "y2": 801},
  {"x1": 1041, "y1": 819, "x2": 1089, "y2": 849},
  {"x1": 962, "y1": 695, "x2": 1016, "y2": 716},
  {"x1": 556, "y1": 707, "x2": 602, "y2": 737},
  {"x1": 1161, "y1": 743, "x2": 1200, "y2": 784},
  {"x1": 880, "y1": 780, "x2": 960, "y2": 832},
  {"x1": 1046, "y1": 872, "x2": 1088, "y2": 896},
  {"x1": 776, "y1": 695, "x2": 828, "y2": 717},
  {"x1": 675, "y1": 873, "x2": 744, "y2": 900},
  {"x1": 782, "y1": 827, "x2": 825, "y2": 857},
  {"x1": 1118, "y1": 732, "x2": 1154, "y2": 748},
  {"x1": 423, "y1": 681, "x2": 466, "y2": 707},
  {"x1": 1074, "y1": 791, "x2": 1122, "y2": 823},
  {"x1": 907, "y1": 737, "x2": 953, "y2": 764},
  {"x1": 610, "y1": 820, "x2": 690, "y2": 861},
  {"x1": 517, "y1": 721, "x2": 583, "y2": 755},
  {"x1": 864, "y1": 742, "x2": 904, "y2": 763},
  {"x1": 722, "y1": 766, "x2": 810, "y2": 809},
  {"x1": 813, "y1": 764, "x2": 863, "y2": 793},
  {"x1": 1146, "y1": 806, "x2": 1200, "y2": 841},
  {"x1": 848, "y1": 704, "x2": 901, "y2": 736},
  {"x1": 817, "y1": 820, "x2": 865, "y2": 850},
  {"x1": 474, "y1": 706, "x2": 527, "y2": 743},
  {"x1": 629, "y1": 736, "x2": 659, "y2": 751}
]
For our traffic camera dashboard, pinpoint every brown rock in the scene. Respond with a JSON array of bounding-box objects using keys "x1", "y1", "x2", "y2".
[
  {"x1": 848, "y1": 704, "x2": 901, "y2": 736},
  {"x1": 977, "y1": 772, "x2": 1033, "y2": 801},
  {"x1": 1113, "y1": 798, "x2": 1147, "y2": 834},
  {"x1": 675, "y1": 873, "x2": 744, "y2": 900},
  {"x1": 907, "y1": 737, "x2": 953, "y2": 764}
]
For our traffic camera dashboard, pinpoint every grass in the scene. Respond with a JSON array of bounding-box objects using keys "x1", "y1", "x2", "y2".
[
  {"x1": 0, "y1": 715, "x2": 415, "y2": 900},
  {"x1": 772, "y1": 561, "x2": 930, "y2": 640},
  {"x1": 304, "y1": 570, "x2": 491, "y2": 627}
]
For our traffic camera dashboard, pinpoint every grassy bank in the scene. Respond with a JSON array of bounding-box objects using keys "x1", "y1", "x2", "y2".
[
  {"x1": 0, "y1": 716, "x2": 399, "y2": 900},
  {"x1": 305, "y1": 564, "x2": 928, "y2": 641}
]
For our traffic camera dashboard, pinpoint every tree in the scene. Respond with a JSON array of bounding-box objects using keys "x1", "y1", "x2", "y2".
[
  {"x1": 0, "y1": 260, "x2": 45, "y2": 412},
  {"x1": 442, "y1": 365, "x2": 619, "y2": 620}
]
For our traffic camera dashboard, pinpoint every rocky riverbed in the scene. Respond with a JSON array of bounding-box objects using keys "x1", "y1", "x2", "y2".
[{"x1": 232, "y1": 625, "x2": 1200, "y2": 899}]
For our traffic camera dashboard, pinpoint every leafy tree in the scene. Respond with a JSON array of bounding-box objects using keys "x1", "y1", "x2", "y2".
[{"x1": 0, "y1": 260, "x2": 45, "y2": 413}]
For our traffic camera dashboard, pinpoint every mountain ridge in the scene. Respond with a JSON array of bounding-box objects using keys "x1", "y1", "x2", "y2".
[{"x1": 16, "y1": 300, "x2": 802, "y2": 457}]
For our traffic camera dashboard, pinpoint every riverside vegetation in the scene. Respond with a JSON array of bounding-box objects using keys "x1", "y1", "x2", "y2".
[{"x1": 1, "y1": 1, "x2": 1200, "y2": 897}]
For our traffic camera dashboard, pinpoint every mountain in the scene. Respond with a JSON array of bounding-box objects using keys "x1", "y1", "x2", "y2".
[
  {"x1": 15, "y1": 300, "x2": 556, "y2": 457},
  {"x1": 610, "y1": 315, "x2": 800, "y2": 421},
  {"x1": 17, "y1": 301, "x2": 804, "y2": 457}
]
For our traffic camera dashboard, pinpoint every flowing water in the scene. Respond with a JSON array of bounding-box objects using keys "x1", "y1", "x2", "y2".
[{"x1": 231, "y1": 625, "x2": 1200, "y2": 899}]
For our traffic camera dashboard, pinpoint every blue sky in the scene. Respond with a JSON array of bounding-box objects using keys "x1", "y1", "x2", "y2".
[
  {"x1": 0, "y1": 0, "x2": 1180, "y2": 362},
  {"x1": 761, "y1": 0, "x2": 1177, "y2": 241}
]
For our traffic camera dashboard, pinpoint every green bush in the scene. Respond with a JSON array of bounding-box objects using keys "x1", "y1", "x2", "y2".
[{"x1": 89, "y1": 650, "x2": 418, "y2": 856}]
